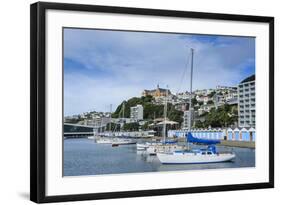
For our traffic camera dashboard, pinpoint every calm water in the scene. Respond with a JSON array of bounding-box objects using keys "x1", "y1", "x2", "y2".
[{"x1": 64, "y1": 138, "x2": 255, "y2": 176}]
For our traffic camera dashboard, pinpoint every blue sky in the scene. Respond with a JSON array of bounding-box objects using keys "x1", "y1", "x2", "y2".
[{"x1": 64, "y1": 28, "x2": 255, "y2": 116}]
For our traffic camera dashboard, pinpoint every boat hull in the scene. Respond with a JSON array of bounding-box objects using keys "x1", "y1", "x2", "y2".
[
  {"x1": 112, "y1": 141, "x2": 136, "y2": 145},
  {"x1": 96, "y1": 139, "x2": 113, "y2": 144},
  {"x1": 137, "y1": 142, "x2": 162, "y2": 151},
  {"x1": 157, "y1": 152, "x2": 235, "y2": 164},
  {"x1": 136, "y1": 143, "x2": 149, "y2": 150}
]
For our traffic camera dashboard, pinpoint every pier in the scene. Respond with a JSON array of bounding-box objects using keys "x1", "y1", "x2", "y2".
[{"x1": 64, "y1": 123, "x2": 95, "y2": 137}]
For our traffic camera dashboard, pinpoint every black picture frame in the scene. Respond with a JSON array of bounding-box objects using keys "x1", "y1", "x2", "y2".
[{"x1": 30, "y1": 2, "x2": 274, "y2": 203}]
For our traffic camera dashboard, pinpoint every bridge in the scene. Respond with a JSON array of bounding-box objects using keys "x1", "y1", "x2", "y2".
[{"x1": 64, "y1": 123, "x2": 105, "y2": 137}]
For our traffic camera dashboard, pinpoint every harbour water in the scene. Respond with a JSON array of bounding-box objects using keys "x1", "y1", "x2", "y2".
[{"x1": 64, "y1": 138, "x2": 255, "y2": 176}]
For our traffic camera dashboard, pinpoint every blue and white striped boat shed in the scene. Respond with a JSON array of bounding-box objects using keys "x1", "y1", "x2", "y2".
[{"x1": 168, "y1": 127, "x2": 255, "y2": 142}]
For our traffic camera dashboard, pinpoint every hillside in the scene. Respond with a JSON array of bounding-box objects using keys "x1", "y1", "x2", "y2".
[{"x1": 111, "y1": 95, "x2": 183, "y2": 123}]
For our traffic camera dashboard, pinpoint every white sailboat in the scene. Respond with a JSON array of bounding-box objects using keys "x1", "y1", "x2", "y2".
[
  {"x1": 157, "y1": 145, "x2": 235, "y2": 164},
  {"x1": 111, "y1": 102, "x2": 136, "y2": 146},
  {"x1": 112, "y1": 138, "x2": 136, "y2": 146},
  {"x1": 96, "y1": 102, "x2": 137, "y2": 146},
  {"x1": 137, "y1": 141, "x2": 162, "y2": 151},
  {"x1": 156, "y1": 48, "x2": 236, "y2": 164},
  {"x1": 146, "y1": 143, "x2": 185, "y2": 155},
  {"x1": 96, "y1": 138, "x2": 113, "y2": 144},
  {"x1": 145, "y1": 87, "x2": 185, "y2": 155},
  {"x1": 96, "y1": 137, "x2": 136, "y2": 145},
  {"x1": 96, "y1": 104, "x2": 115, "y2": 144}
]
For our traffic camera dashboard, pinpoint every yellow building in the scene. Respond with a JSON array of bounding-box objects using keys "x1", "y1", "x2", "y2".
[{"x1": 142, "y1": 84, "x2": 171, "y2": 97}]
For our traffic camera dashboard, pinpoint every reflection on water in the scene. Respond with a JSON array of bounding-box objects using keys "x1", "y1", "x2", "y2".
[{"x1": 64, "y1": 138, "x2": 255, "y2": 176}]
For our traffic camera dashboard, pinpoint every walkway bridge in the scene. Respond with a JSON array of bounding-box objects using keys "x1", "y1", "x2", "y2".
[{"x1": 64, "y1": 123, "x2": 105, "y2": 137}]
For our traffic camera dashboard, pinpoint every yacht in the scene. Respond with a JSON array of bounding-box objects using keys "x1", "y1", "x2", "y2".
[
  {"x1": 146, "y1": 143, "x2": 185, "y2": 155},
  {"x1": 96, "y1": 138, "x2": 113, "y2": 144},
  {"x1": 137, "y1": 141, "x2": 162, "y2": 151},
  {"x1": 111, "y1": 138, "x2": 136, "y2": 146},
  {"x1": 157, "y1": 145, "x2": 235, "y2": 164}
]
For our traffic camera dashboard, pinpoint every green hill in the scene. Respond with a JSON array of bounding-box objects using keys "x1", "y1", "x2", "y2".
[{"x1": 112, "y1": 95, "x2": 183, "y2": 123}]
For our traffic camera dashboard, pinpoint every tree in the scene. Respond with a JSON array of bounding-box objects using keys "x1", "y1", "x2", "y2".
[
  {"x1": 203, "y1": 104, "x2": 238, "y2": 128},
  {"x1": 123, "y1": 122, "x2": 139, "y2": 131},
  {"x1": 194, "y1": 120, "x2": 205, "y2": 128},
  {"x1": 106, "y1": 123, "x2": 120, "y2": 131},
  {"x1": 111, "y1": 96, "x2": 184, "y2": 123},
  {"x1": 141, "y1": 121, "x2": 151, "y2": 130},
  {"x1": 207, "y1": 100, "x2": 214, "y2": 105},
  {"x1": 207, "y1": 91, "x2": 216, "y2": 98},
  {"x1": 191, "y1": 97, "x2": 198, "y2": 106}
]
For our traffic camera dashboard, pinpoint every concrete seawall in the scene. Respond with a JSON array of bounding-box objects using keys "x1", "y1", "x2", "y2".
[
  {"x1": 176, "y1": 138, "x2": 255, "y2": 148},
  {"x1": 219, "y1": 140, "x2": 255, "y2": 148}
]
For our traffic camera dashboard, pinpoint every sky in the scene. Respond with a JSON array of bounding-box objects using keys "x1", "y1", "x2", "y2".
[{"x1": 64, "y1": 28, "x2": 255, "y2": 116}]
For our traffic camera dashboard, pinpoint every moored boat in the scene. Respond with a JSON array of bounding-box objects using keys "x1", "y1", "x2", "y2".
[
  {"x1": 146, "y1": 143, "x2": 186, "y2": 155},
  {"x1": 137, "y1": 141, "x2": 162, "y2": 151},
  {"x1": 136, "y1": 143, "x2": 149, "y2": 150},
  {"x1": 112, "y1": 138, "x2": 136, "y2": 146},
  {"x1": 96, "y1": 138, "x2": 113, "y2": 144},
  {"x1": 157, "y1": 145, "x2": 235, "y2": 164}
]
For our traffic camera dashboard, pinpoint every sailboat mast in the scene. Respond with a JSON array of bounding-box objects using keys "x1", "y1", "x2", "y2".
[
  {"x1": 163, "y1": 86, "x2": 168, "y2": 143},
  {"x1": 109, "y1": 104, "x2": 112, "y2": 132},
  {"x1": 122, "y1": 102, "x2": 125, "y2": 119},
  {"x1": 188, "y1": 48, "x2": 194, "y2": 131},
  {"x1": 122, "y1": 102, "x2": 125, "y2": 132}
]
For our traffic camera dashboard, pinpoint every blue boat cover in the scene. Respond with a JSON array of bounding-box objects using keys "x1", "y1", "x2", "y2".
[
  {"x1": 186, "y1": 132, "x2": 220, "y2": 145},
  {"x1": 162, "y1": 140, "x2": 177, "y2": 144}
]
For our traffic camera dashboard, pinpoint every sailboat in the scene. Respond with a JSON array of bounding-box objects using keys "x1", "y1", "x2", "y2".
[
  {"x1": 156, "y1": 48, "x2": 236, "y2": 164},
  {"x1": 157, "y1": 133, "x2": 235, "y2": 164},
  {"x1": 111, "y1": 102, "x2": 136, "y2": 146},
  {"x1": 96, "y1": 103, "x2": 136, "y2": 145},
  {"x1": 145, "y1": 87, "x2": 186, "y2": 155},
  {"x1": 96, "y1": 104, "x2": 115, "y2": 144}
]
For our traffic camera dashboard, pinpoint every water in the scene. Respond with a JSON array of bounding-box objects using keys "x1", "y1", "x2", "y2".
[{"x1": 64, "y1": 138, "x2": 255, "y2": 176}]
